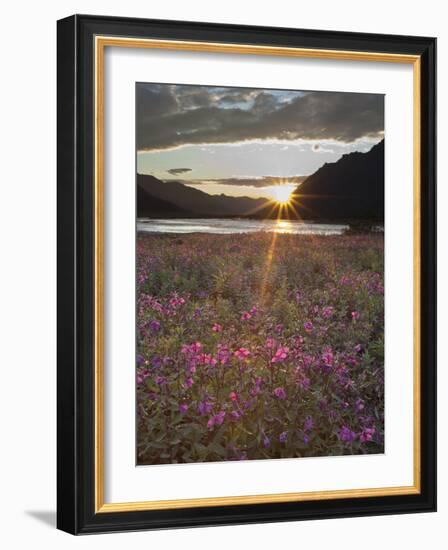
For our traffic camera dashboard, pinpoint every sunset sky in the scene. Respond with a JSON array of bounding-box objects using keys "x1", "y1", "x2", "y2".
[{"x1": 136, "y1": 83, "x2": 384, "y2": 200}]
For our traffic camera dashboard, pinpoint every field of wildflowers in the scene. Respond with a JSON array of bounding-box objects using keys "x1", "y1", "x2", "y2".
[{"x1": 136, "y1": 231, "x2": 384, "y2": 464}]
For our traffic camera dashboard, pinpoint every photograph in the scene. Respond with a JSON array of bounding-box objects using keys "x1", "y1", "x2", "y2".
[{"x1": 135, "y1": 82, "x2": 385, "y2": 465}]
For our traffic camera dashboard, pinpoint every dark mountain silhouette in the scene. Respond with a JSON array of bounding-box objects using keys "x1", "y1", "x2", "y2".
[
  {"x1": 137, "y1": 140, "x2": 384, "y2": 221},
  {"x1": 137, "y1": 183, "x2": 191, "y2": 217},
  {"x1": 137, "y1": 174, "x2": 269, "y2": 217},
  {"x1": 291, "y1": 140, "x2": 384, "y2": 220}
]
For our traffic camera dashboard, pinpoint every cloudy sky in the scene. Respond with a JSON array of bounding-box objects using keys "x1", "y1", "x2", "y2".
[{"x1": 136, "y1": 83, "x2": 384, "y2": 200}]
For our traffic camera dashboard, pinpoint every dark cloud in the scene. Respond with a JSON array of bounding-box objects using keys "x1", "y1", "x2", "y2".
[
  {"x1": 166, "y1": 168, "x2": 192, "y2": 175},
  {"x1": 136, "y1": 84, "x2": 384, "y2": 151},
  {"x1": 169, "y1": 176, "x2": 308, "y2": 188}
]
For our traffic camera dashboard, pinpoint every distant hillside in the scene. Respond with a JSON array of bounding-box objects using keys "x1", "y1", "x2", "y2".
[
  {"x1": 137, "y1": 183, "x2": 190, "y2": 217},
  {"x1": 137, "y1": 141, "x2": 384, "y2": 221},
  {"x1": 137, "y1": 174, "x2": 269, "y2": 217},
  {"x1": 291, "y1": 140, "x2": 384, "y2": 220}
]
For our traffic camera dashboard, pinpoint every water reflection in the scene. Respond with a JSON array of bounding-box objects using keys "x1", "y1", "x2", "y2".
[{"x1": 137, "y1": 218, "x2": 350, "y2": 236}]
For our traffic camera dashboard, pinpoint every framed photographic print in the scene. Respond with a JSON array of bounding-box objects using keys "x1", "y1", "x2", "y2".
[{"x1": 57, "y1": 14, "x2": 436, "y2": 534}]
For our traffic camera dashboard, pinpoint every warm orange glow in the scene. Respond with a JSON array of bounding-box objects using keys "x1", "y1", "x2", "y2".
[{"x1": 269, "y1": 184, "x2": 296, "y2": 205}]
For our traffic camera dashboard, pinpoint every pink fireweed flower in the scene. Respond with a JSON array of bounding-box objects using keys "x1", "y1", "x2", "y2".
[
  {"x1": 250, "y1": 306, "x2": 258, "y2": 316},
  {"x1": 271, "y1": 346, "x2": 289, "y2": 363},
  {"x1": 355, "y1": 398, "x2": 365, "y2": 412},
  {"x1": 206, "y1": 417, "x2": 215, "y2": 429},
  {"x1": 321, "y1": 347, "x2": 334, "y2": 367},
  {"x1": 207, "y1": 411, "x2": 226, "y2": 429},
  {"x1": 304, "y1": 321, "x2": 314, "y2": 333},
  {"x1": 275, "y1": 323, "x2": 284, "y2": 334},
  {"x1": 351, "y1": 311, "x2": 360, "y2": 321},
  {"x1": 250, "y1": 376, "x2": 263, "y2": 396},
  {"x1": 181, "y1": 341, "x2": 202, "y2": 355},
  {"x1": 136, "y1": 368, "x2": 150, "y2": 385},
  {"x1": 183, "y1": 377, "x2": 194, "y2": 389},
  {"x1": 217, "y1": 345, "x2": 231, "y2": 365},
  {"x1": 169, "y1": 293, "x2": 186, "y2": 308},
  {"x1": 179, "y1": 403, "x2": 189, "y2": 414},
  {"x1": 212, "y1": 323, "x2": 222, "y2": 333},
  {"x1": 303, "y1": 354, "x2": 313, "y2": 368},
  {"x1": 191, "y1": 341, "x2": 202, "y2": 353},
  {"x1": 354, "y1": 343, "x2": 363, "y2": 354},
  {"x1": 197, "y1": 353, "x2": 217, "y2": 366},
  {"x1": 360, "y1": 427, "x2": 376, "y2": 443},
  {"x1": 241, "y1": 311, "x2": 252, "y2": 321},
  {"x1": 234, "y1": 347, "x2": 251, "y2": 360},
  {"x1": 265, "y1": 336, "x2": 275, "y2": 349},
  {"x1": 322, "y1": 306, "x2": 334, "y2": 319},
  {"x1": 229, "y1": 391, "x2": 238, "y2": 402},
  {"x1": 273, "y1": 387, "x2": 287, "y2": 400}
]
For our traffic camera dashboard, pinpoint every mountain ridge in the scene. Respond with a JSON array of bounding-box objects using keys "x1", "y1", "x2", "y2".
[{"x1": 136, "y1": 139, "x2": 384, "y2": 221}]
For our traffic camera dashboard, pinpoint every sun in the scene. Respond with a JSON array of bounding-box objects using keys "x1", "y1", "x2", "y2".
[{"x1": 270, "y1": 184, "x2": 296, "y2": 205}]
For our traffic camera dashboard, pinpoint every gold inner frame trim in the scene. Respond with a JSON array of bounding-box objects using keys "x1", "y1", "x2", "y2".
[{"x1": 94, "y1": 35, "x2": 421, "y2": 513}]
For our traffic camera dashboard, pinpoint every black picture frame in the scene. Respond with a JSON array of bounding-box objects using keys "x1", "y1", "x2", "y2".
[{"x1": 57, "y1": 14, "x2": 436, "y2": 534}]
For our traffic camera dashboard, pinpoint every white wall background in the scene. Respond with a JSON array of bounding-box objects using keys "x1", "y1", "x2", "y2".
[{"x1": 0, "y1": 1, "x2": 444, "y2": 547}]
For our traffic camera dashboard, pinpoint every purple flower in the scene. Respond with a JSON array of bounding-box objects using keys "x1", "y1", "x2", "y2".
[
  {"x1": 152, "y1": 356, "x2": 162, "y2": 368},
  {"x1": 351, "y1": 311, "x2": 360, "y2": 321},
  {"x1": 338, "y1": 425, "x2": 357, "y2": 442},
  {"x1": 207, "y1": 411, "x2": 226, "y2": 429},
  {"x1": 322, "y1": 306, "x2": 334, "y2": 319},
  {"x1": 183, "y1": 377, "x2": 194, "y2": 389},
  {"x1": 179, "y1": 403, "x2": 188, "y2": 414},
  {"x1": 275, "y1": 323, "x2": 284, "y2": 334},
  {"x1": 155, "y1": 375, "x2": 167, "y2": 386},
  {"x1": 273, "y1": 387, "x2": 287, "y2": 400},
  {"x1": 303, "y1": 415, "x2": 314, "y2": 432},
  {"x1": 355, "y1": 398, "x2": 365, "y2": 412},
  {"x1": 303, "y1": 434, "x2": 310, "y2": 444},
  {"x1": 234, "y1": 347, "x2": 251, "y2": 360},
  {"x1": 279, "y1": 431, "x2": 288, "y2": 443},
  {"x1": 263, "y1": 435, "x2": 271, "y2": 448},
  {"x1": 296, "y1": 375, "x2": 311, "y2": 390},
  {"x1": 198, "y1": 400, "x2": 213, "y2": 416},
  {"x1": 304, "y1": 321, "x2": 314, "y2": 333},
  {"x1": 149, "y1": 319, "x2": 161, "y2": 332},
  {"x1": 229, "y1": 410, "x2": 242, "y2": 422}
]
